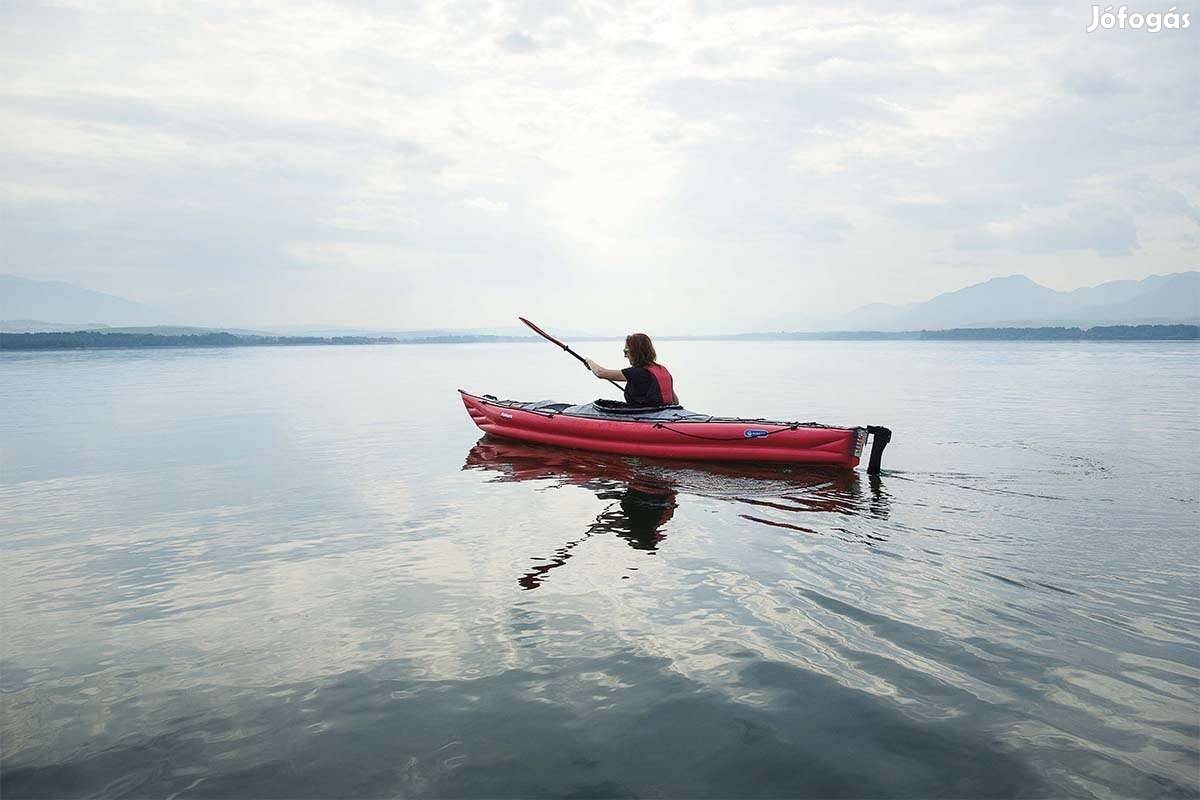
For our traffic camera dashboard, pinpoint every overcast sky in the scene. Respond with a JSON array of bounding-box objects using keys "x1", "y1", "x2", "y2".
[{"x1": 1, "y1": 0, "x2": 1196, "y2": 332}]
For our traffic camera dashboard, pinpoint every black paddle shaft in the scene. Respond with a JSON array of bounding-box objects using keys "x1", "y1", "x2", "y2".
[{"x1": 519, "y1": 317, "x2": 623, "y2": 391}]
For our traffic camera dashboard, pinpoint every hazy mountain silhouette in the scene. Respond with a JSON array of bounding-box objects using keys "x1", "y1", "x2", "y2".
[
  {"x1": 768, "y1": 271, "x2": 1199, "y2": 331},
  {"x1": 0, "y1": 275, "x2": 173, "y2": 327}
]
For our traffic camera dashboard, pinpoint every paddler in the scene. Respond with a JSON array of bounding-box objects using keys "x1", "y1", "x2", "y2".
[{"x1": 585, "y1": 333, "x2": 679, "y2": 407}]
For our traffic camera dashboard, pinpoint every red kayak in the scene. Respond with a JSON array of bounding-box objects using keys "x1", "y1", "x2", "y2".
[{"x1": 460, "y1": 390, "x2": 891, "y2": 471}]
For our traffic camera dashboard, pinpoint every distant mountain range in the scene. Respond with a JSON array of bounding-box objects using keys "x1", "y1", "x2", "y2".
[
  {"x1": 766, "y1": 271, "x2": 1199, "y2": 331},
  {"x1": 3, "y1": 271, "x2": 1197, "y2": 335},
  {"x1": 0, "y1": 275, "x2": 173, "y2": 328},
  {"x1": 0, "y1": 275, "x2": 595, "y2": 338}
]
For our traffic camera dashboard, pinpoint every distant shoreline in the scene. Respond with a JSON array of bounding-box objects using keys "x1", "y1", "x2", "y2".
[
  {"x1": 686, "y1": 324, "x2": 1200, "y2": 341},
  {"x1": 2, "y1": 324, "x2": 1197, "y2": 351},
  {"x1": 0, "y1": 332, "x2": 533, "y2": 350}
]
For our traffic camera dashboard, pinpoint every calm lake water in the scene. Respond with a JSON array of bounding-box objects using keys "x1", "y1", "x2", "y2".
[{"x1": 2, "y1": 341, "x2": 1198, "y2": 799}]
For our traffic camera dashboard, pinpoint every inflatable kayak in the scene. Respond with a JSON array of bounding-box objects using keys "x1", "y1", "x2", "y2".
[{"x1": 460, "y1": 390, "x2": 891, "y2": 471}]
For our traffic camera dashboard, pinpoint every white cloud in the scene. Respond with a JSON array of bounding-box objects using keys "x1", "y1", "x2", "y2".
[
  {"x1": 954, "y1": 204, "x2": 1140, "y2": 256},
  {"x1": 463, "y1": 197, "x2": 509, "y2": 212}
]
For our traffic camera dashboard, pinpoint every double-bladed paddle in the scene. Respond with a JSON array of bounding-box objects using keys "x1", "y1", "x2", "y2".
[{"x1": 519, "y1": 316, "x2": 623, "y2": 391}]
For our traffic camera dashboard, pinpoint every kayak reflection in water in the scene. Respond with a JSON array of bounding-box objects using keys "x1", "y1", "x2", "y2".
[
  {"x1": 583, "y1": 332, "x2": 679, "y2": 408},
  {"x1": 463, "y1": 438, "x2": 890, "y2": 590}
]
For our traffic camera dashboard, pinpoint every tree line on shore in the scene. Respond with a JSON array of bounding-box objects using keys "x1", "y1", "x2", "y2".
[
  {"x1": 918, "y1": 325, "x2": 1198, "y2": 340},
  {"x1": 0, "y1": 331, "x2": 532, "y2": 350},
  {"x1": 706, "y1": 325, "x2": 1198, "y2": 341}
]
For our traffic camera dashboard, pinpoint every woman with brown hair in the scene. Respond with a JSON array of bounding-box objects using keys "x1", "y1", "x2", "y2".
[{"x1": 585, "y1": 333, "x2": 679, "y2": 407}]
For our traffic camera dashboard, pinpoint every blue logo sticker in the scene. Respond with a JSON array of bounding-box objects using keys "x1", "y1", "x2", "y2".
[{"x1": 744, "y1": 429, "x2": 769, "y2": 438}]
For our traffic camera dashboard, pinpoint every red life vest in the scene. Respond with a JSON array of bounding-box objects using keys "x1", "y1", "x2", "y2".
[{"x1": 647, "y1": 364, "x2": 676, "y2": 405}]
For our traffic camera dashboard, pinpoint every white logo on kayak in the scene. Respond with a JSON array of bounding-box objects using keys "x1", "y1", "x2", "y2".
[{"x1": 500, "y1": 412, "x2": 513, "y2": 419}]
